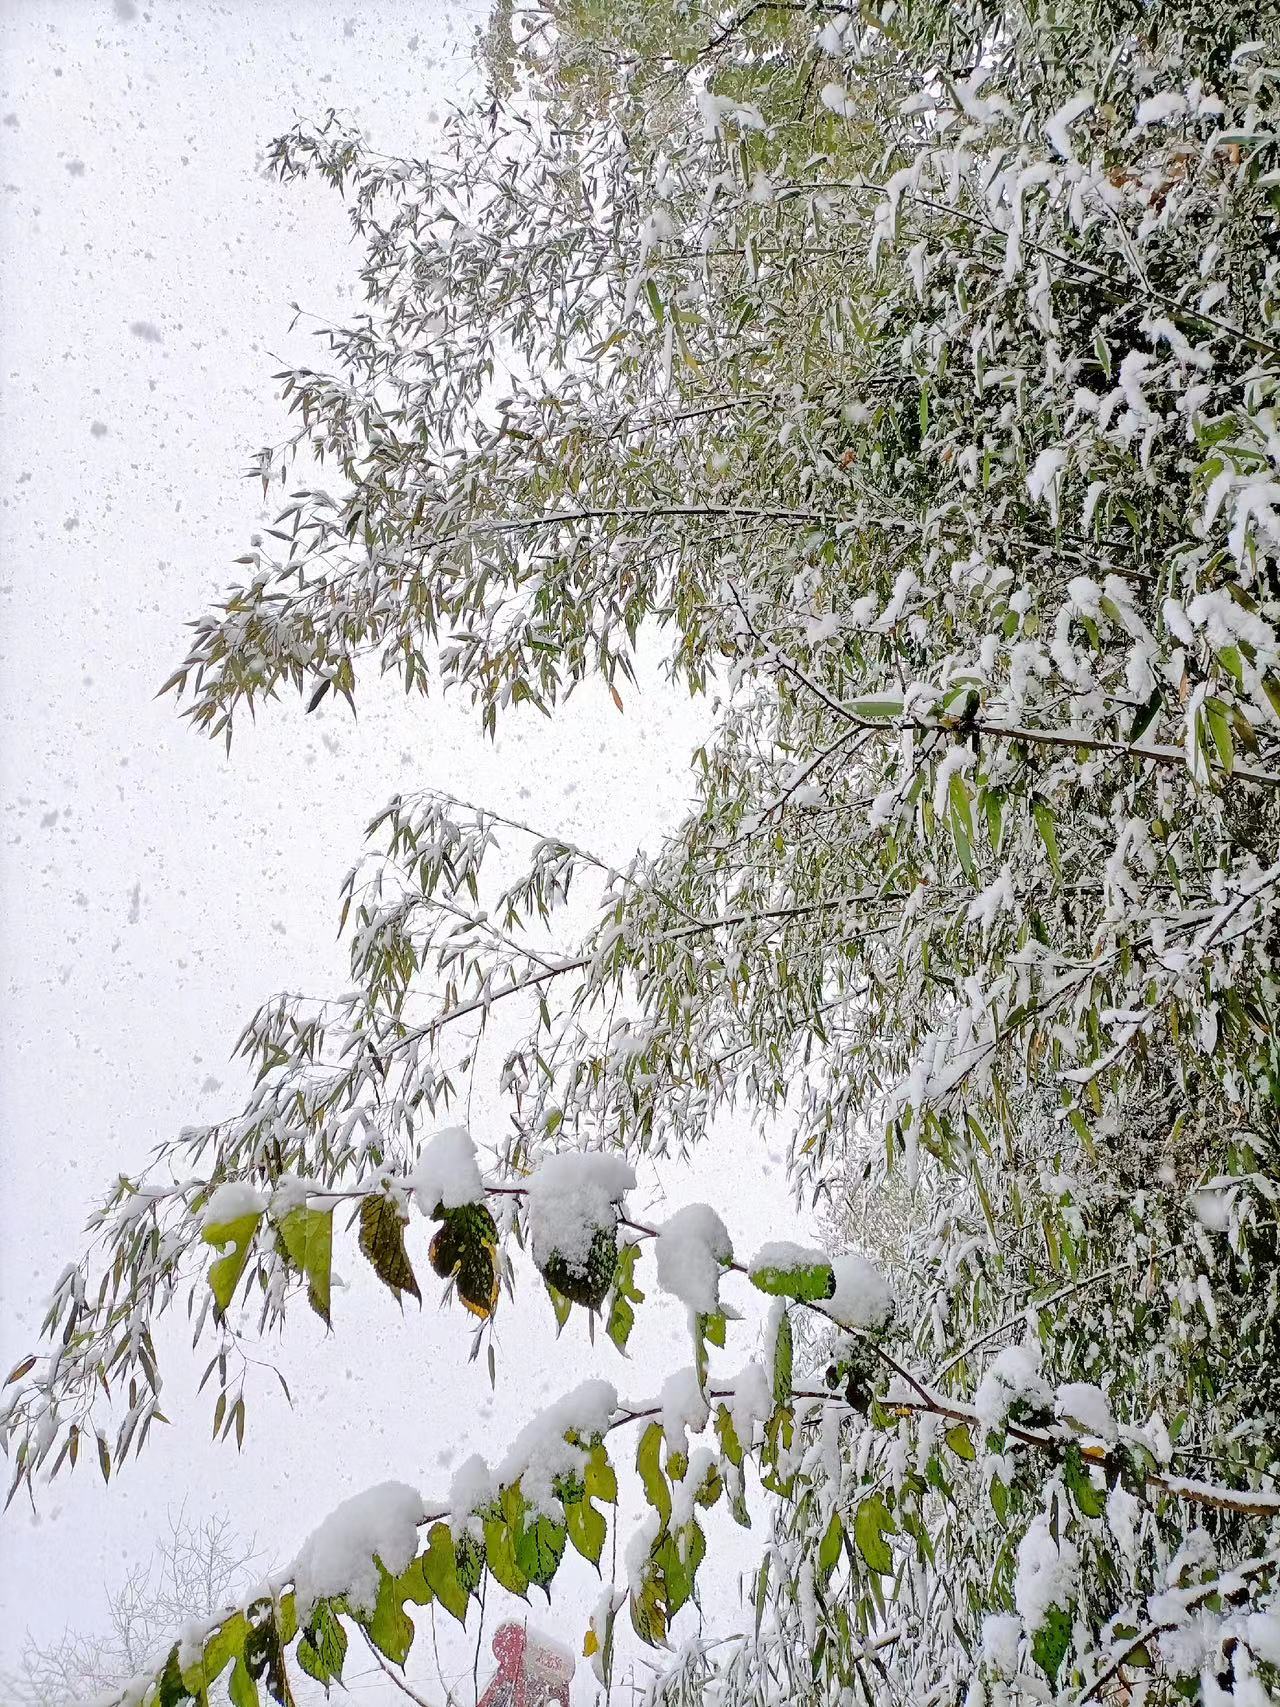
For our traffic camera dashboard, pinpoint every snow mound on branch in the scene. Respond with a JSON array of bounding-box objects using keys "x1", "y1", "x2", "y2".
[
  {"x1": 293, "y1": 1480, "x2": 425, "y2": 1619},
  {"x1": 827, "y1": 1252, "x2": 896, "y2": 1332},
  {"x1": 982, "y1": 1611, "x2": 1022, "y2": 1675},
  {"x1": 448, "y1": 1453, "x2": 495, "y2": 1533},
  {"x1": 200, "y1": 1182, "x2": 267, "y2": 1229},
  {"x1": 495, "y1": 1378, "x2": 617, "y2": 1519},
  {"x1": 410, "y1": 1125, "x2": 483, "y2": 1215},
  {"x1": 655, "y1": 1203, "x2": 733, "y2": 1313},
  {"x1": 1014, "y1": 1514, "x2": 1079, "y2": 1631},
  {"x1": 974, "y1": 1338, "x2": 1053, "y2": 1432},
  {"x1": 724, "y1": 1360, "x2": 773, "y2": 1448},
  {"x1": 660, "y1": 1366, "x2": 710, "y2": 1454},
  {"x1": 1054, "y1": 1381, "x2": 1116, "y2": 1442},
  {"x1": 525, "y1": 1151, "x2": 636, "y2": 1269}
]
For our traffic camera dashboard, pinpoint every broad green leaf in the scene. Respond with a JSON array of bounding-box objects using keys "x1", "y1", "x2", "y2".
[
  {"x1": 818, "y1": 1509, "x2": 843, "y2": 1576},
  {"x1": 751, "y1": 1257, "x2": 834, "y2": 1302},
  {"x1": 606, "y1": 1242, "x2": 644, "y2": 1354},
  {"x1": 366, "y1": 1564, "x2": 415, "y2": 1665},
  {"x1": 715, "y1": 1404, "x2": 744, "y2": 1468},
  {"x1": 202, "y1": 1212, "x2": 262, "y2": 1314},
  {"x1": 1065, "y1": 1443, "x2": 1106, "y2": 1518},
  {"x1": 422, "y1": 1522, "x2": 471, "y2": 1622},
  {"x1": 772, "y1": 1309, "x2": 793, "y2": 1405},
  {"x1": 540, "y1": 1225, "x2": 617, "y2": 1311},
  {"x1": 514, "y1": 1507, "x2": 568, "y2": 1589},
  {"x1": 359, "y1": 1195, "x2": 421, "y2": 1304},
  {"x1": 1032, "y1": 1603, "x2": 1073, "y2": 1681},
  {"x1": 428, "y1": 1202, "x2": 498, "y2": 1317},
  {"x1": 854, "y1": 1493, "x2": 896, "y2": 1575},
  {"x1": 227, "y1": 1657, "x2": 260, "y2": 1707},
  {"x1": 1032, "y1": 800, "x2": 1061, "y2": 878},
  {"x1": 945, "y1": 1423, "x2": 976, "y2": 1461},
  {"x1": 566, "y1": 1489, "x2": 607, "y2": 1565},
  {"x1": 584, "y1": 1442, "x2": 617, "y2": 1503},
  {"x1": 296, "y1": 1602, "x2": 347, "y2": 1687},
  {"x1": 277, "y1": 1206, "x2": 333, "y2": 1324},
  {"x1": 482, "y1": 1514, "x2": 530, "y2": 1598},
  {"x1": 636, "y1": 1422, "x2": 672, "y2": 1532}
]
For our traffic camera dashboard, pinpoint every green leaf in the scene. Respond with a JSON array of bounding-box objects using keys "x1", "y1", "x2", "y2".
[
  {"x1": 482, "y1": 1513, "x2": 530, "y2": 1598},
  {"x1": 636, "y1": 1422, "x2": 672, "y2": 1533},
  {"x1": 540, "y1": 1225, "x2": 617, "y2": 1311},
  {"x1": 545, "y1": 1279, "x2": 573, "y2": 1330},
  {"x1": 751, "y1": 1257, "x2": 834, "y2": 1302},
  {"x1": 566, "y1": 1489, "x2": 607, "y2": 1565},
  {"x1": 853, "y1": 1493, "x2": 896, "y2": 1575},
  {"x1": 277, "y1": 1206, "x2": 333, "y2": 1324},
  {"x1": 367, "y1": 1564, "x2": 415, "y2": 1665},
  {"x1": 1032, "y1": 800, "x2": 1061, "y2": 878},
  {"x1": 243, "y1": 1610, "x2": 292, "y2": 1707},
  {"x1": 629, "y1": 1567, "x2": 667, "y2": 1646},
  {"x1": 202, "y1": 1212, "x2": 262, "y2": 1314},
  {"x1": 1129, "y1": 685, "x2": 1163, "y2": 745},
  {"x1": 513, "y1": 1506, "x2": 568, "y2": 1589},
  {"x1": 188, "y1": 1612, "x2": 249, "y2": 1693},
  {"x1": 1032, "y1": 1603, "x2": 1073, "y2": 1682},
  {"x1": 606, "y1": 1242, "x2": 644, "y2": 1353},
  {"x1": 296, "y1": 1602, "x2": 347, "y2": 1687},
  {"x1": 228, "y1": 1657, "x2": 260, "y2": 1707},
  {"x1": 818, "y1": 1509, "x2": 843, "y2": 1577},
  {"x1": 772, "y1": 1309, "x2": 793, "y2": 1405},
  {"x1": 1205, "y1": 696, "x2": 1234, "y2": 775},
  {"x1": 584, "y1": 1443, "x2": 617, "y2": 1504},
  {"x1": 359, "y1": 1194, "x2": 421, "y2": 1304},
  {"x1": 1065, "y1": 1443, "x2": 1106, "y2": 1518},
  {"x1": 945, "y1": 1423, "x2": 976, "y2": 1461},
  {"x1": 715, "y1": 1404, "x2": 744, "y2": 1468},
  {"x1": 653, "y1": 1519, "x2": 705, "y2": 1617},
  {"x1": 847, "y1": 694, "x2": 904, "y2": 720},
  {"x1": 428, "y1": 1202, "x2": 499, "y2": 1318},
  {"x1": 422, "y1": 1522, "x2": 471, "y2": 1622},
  {"x1": 157, "y1": 1646, "x2": 195, "y2": 1707}
]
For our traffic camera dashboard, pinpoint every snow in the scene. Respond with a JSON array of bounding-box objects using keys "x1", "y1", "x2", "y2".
[
  {"x1": 522, "y1": 1623, "x2": 576, "y2": 1680},
  {"x1": 1014, "y1": 1514, "x2": 1079, "y2": 1632},
  {"x1": 1054, "y1": 1381, "x2": 1116, "y2": 1442},
  {"x1": 655, "y1": 1203, "x2": 733, "y2": 1314},
  {"x1": 1026, "y1": 447, "x2": 1068, "y2": 524},
  {"x1": 524, "y1": 1151, "x2": 636, "y2": 1270},
  {"x1": 973, "y1": 1338, "x2": 1053, "y2": 1433},
  {"x1": 724, "y1": 1360, "x2": 774, "y2": 1448},
  {"x1": 292, "y1": 1480, "x2": 425, "y2": 1620},
  {"x1": 1189, "y1": 1183, "x2": 1233, "y2": 1232},
  {"x1": 199, "y1": 1182, "x2": 266, "y2": 1231},
  {"x1": 1244, "y1": 1605, "x2": 1280, "y2": 1664},
  {"x1": 981, "y1": 1611, "x2": 1022, "y2": 1675},
  {"x1": 410, "y1": 1125, "x2": 483, "y2": 1216},
  {"x1": 447, "y1": 1453, "x2": 495, "y2": 1533},
  {"x1": 660, "y1": 1366, "x2": 710, "y2": 1454},
  {"x1": 1107, "y1": 1483, "x2": 1141, "y2": 1563},
  {"x1": 494, "y1": 1378, "x2": 618, "y2": 1519},
  {"x1": 826, "y1": 1252, "x2": 895, "y2": 1332},
  {"x1": 625, "y1": 1509, "x2": 661, "y2": 1594},
  {"x1": 1044, "y1": 93, "x2": 1093, "y2": 160},
  {"x1": 1135, "y1": 90, "x2": 1187, "y2": 126}
]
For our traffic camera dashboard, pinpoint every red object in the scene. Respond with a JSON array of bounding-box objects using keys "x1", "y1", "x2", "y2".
[{"x1": 476, "y1": 1621, "x2": 574, "y2": 1707}]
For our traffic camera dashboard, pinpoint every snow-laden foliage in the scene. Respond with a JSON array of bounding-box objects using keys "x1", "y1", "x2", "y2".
[{"x1": 4, "y1": 0, "x2": 1280, "y2": 1702}]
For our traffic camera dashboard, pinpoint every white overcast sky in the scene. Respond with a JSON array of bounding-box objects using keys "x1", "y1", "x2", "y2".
[{"x1": 0, "y1": 4, "x2": 814, "y2": 1698}]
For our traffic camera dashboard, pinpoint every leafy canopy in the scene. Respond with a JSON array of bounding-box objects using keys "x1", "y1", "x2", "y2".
[{"x1": 5, "y1": 1, "x2": 1280, "y2": 1703}]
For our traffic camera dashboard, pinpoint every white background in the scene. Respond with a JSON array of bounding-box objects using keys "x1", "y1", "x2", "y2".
[{"x1": 0, "y1": 3, "x2": 815, "y2": 1699}]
